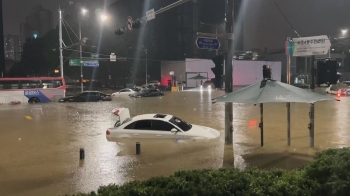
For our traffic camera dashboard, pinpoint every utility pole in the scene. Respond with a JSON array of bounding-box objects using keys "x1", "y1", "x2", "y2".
[
  {"x1": 310, "y1": 55, "x2": 315, "y2": 89},
  {"x1": 145, "y1": 49, "x2": 148, "y2": 84},
  {"x1": 0, "y1": 0, "x2": 5, "y2": 77},
  {"x1": 79, "y1": 17, "x2": 83, "y2": 92},
  {"x1": 225, "y1": 0, "x2": 234, "y2": 145},
  {"x1": 286, "y1": 37, "x2": 291, "y2": 84},
  {"x1": 59, "y1": 8, "x2": 64, "y2": 78}
]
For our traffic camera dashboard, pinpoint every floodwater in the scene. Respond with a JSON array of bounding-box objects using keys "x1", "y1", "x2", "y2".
[{"x1": 0, "y1": 88, "x2": 349, "y2": 196}]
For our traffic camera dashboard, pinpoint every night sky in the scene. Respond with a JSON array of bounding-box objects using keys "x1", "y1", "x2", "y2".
[{"x1": 2, "y1": 0, "x2": 350, "y2": 50}]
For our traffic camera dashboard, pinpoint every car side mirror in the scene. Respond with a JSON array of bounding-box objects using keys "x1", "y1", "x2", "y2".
[{"x1": 171, "y1": 128, "x2": 178, "y2": 133}]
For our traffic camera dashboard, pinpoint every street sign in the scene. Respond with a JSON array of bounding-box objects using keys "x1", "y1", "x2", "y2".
[
  {"x1": 127, "y1": 16, "x2": 133, "y2": 32},
  {"x1": 110, "y1": 53, "x2": 116, "y2": 62},
  {"x1": 69, "y1": 59, "x2": 99, "y2": 67},
  {"x1": 196, "y1": 37, "x2": 220, "y2": 50},
  {"x1": 287, "y1": 35, "x2": 331, "y2": 56},
  {"x1": 146, "y1": 9, "x2": 155, "y2": 21}
]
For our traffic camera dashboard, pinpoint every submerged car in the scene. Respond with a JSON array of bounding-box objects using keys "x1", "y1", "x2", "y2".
[
  {"x1": 326, "y1": 83, "x2": 350, "y2": 96},
  {"x1": 130, "y1": 89, "x2": 164, "y2": 98},
  {"x1": 106, "y1": 108, "x2": 220, "y2": 140},
  {"x1": 111, "y1": 88, "x2": 135, "y2": 96},
  {"x1": 59, "y1": 91, "x2": 111, "y2": 102},
  {"x1": 293, "y1": 83, "x2": 309, "y2": 89}
]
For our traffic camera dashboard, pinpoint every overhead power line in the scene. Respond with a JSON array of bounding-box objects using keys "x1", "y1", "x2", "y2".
[{"x1": 274, "y1": 0, "x2": 301, "y2": 38}]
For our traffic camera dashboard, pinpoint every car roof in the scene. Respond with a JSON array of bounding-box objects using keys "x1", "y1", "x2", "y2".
[{"x1": 132, "y1": 114, "x2": 173, "y2": 121}]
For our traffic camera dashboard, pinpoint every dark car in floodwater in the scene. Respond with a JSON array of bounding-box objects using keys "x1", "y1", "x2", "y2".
[
  {"x1": 59, "y1": 91, "x2": 112, "y2": 102},
  {"x1": 293, "y1": 83, "x2": 309, "y2": 89},
  {"x1": 130, "y1": 89, "x2": 164, "y2": 98}
]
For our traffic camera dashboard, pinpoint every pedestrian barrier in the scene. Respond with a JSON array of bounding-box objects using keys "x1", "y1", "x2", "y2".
[{"x1": 171, "y1": 87, "x2": 179, "y2": 91}]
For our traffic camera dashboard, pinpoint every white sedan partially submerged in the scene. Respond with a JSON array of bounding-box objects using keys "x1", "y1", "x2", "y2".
[
  {"x1": 111, "y1": 88, "x2": 135, "y2": 96},
  {"x1": 106, "y1": 108, "x2": 220, "y2": 140}
]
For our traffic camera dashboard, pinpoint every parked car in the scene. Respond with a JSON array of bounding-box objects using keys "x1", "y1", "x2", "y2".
[
  {"x1": 106, "y1": 108, "x2": 220, "y2": 140},
  {"x1": 148, "y1": 80, "x2": 160, "y2": 86},
  {"x1": 293, "y1": 83, "x2": 309, "y2": 89},
  {"x1": 59, "y1": 91, "x2": 111, "y2": 102},
  {"x1": 201, "y1": 80, "x2": 214, "y2": 89},
  {"x1": 112, "y1": 88, "x2": 136, "y2": 96},
  {"x1": 130, "y1": 89, "x2": 164, "y2": 98},
  {"x1": 326, "y1": 82, "x2": 350, "y2": 95}
]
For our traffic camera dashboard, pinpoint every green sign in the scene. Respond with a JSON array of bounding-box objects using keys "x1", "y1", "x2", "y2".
[{"x1": 69, "y1": 58, "x2": 99, "y2": 67}]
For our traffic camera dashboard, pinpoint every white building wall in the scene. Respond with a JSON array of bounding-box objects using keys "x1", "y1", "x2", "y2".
[{"x1": 160, "y1": 61, "x2": 186, "y2": 86}]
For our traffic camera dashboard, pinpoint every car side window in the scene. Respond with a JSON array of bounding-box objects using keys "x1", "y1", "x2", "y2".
[
  {"x1": 87, "y1": 92, "x2": 97, "y2": 96},
  {"x1": 79, "y1": 92, "x2": 87, "y2": 97},
  {"x1": 125, "y1": 120, "x2": 152, "y2": 130},
  {"x1": 152, "y1": 120, "x2": 176, "y2": 131}
]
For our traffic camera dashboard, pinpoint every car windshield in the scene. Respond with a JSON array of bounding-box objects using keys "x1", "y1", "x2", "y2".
[{"x1": 169, "y1": 116, "x2": 192, "y2": 131}]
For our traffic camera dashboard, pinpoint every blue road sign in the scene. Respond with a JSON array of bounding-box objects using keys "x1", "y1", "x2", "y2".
[
  {"x1": 84, "y1": 61, "x2": 99, "y2": 67},
  {"x1": 196, "y1": 37, "x2": 220, "y2": 50}
]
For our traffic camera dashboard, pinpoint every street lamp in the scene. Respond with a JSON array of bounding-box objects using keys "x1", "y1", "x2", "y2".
[
  {"x1": 341, "y1": 29, "x2": 348, "y2": 36},
  {"x1": 142, "y1": 46, "x2": 148, "y2": 84},
  {"x1": 100, "y1": 14, "x2": 108, "y2": 22},
  {"x1": 78, "y1": 10, "x2": 109, "y2": 92},
  {"x1": 82, "y1": 8, "x2": 87, "y2": 15}
]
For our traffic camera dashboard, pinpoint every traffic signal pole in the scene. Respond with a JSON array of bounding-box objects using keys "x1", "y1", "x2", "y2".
[{"x1": 225, "y1": 0, "x2": 234, "y2": 145}]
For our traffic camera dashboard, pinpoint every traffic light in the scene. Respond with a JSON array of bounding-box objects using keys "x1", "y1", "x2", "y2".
[
  {"x1": 211, "y1": 54, "x2": 224, "y2": 88},
  {"x1": 115, "y1": 27, "x2": 126, "y2": 35},
  {"x1": 132, "y1": 19, "x2": 146, "y2": 29}
]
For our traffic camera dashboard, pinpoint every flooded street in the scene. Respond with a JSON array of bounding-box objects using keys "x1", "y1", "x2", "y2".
[{"x1": 0, "y1": 88, "x2": 349, "y2": 196}]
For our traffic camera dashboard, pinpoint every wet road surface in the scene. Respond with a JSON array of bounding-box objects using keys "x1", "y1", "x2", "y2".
[{"x1": 0, "y1": 88, "x2": 348, "y2": 195}]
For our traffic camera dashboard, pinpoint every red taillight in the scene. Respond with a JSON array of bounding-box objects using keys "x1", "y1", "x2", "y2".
[
  {"x1": 106, "y1": 130, "x2": 110, "y2": 135},
  {"x1": 337, "y1": 93, "x2": 341, "y2": 98},
  {"x1": 114, "y1": 110, "x2": 119, "y2": 115}
]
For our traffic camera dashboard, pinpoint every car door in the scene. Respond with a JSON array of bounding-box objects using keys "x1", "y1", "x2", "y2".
[
  {"x1": 120, "y1": 89, "x2": 131, "y2": 95},
  {"x1": 124, "y1": 120, "x2": 155, "y2": 138},
  {"x1": 151, "y1": 120, "x2": 184, "y2": 139},
  {"x1": 149, "y1": 89, "x2": 158, "y2": 97},
  {"x1": 76, "y1": 92, "x2": 87, "y2": 102}
]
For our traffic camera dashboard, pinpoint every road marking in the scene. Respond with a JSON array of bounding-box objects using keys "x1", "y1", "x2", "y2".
[{"x1": 25, "y1": 116, "x2": 33, "y2": 120}]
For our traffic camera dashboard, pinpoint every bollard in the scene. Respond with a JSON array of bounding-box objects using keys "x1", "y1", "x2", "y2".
[
  {"x1": 80, "y1": 148, "x2": 85, "y2": 160},
  {"x1": 136, "y1": 142, "x2": 141, "y2": 155}
]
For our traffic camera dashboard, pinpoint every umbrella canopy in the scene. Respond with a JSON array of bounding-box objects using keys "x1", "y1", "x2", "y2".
[
  {"x1": 215, "y1": 80, "x2": 335, "y2": 104},
  {"x1": 189, "y1": 74, "x2": 207, "y2": 80}
]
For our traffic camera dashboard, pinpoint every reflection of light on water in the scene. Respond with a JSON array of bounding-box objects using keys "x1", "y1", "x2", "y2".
[{"x1": 333, "y1": 100, "x2": 350, "y2": 147}]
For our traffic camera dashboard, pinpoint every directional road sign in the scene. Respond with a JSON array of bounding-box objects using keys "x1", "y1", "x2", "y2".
[
  {"x1": 286, "y1": 35, "x2": 331, "y2": 56},
  {"x1": 69, "y1": 59, "x2": 99, "y2": 67},
  {"x1": 110, "y1": 53, "x2": 116, "y2": 62},
  {"x1": 146, "y1": 9, "x2": 155, "y2": 21},
  {"x1": 196, "y1": 37, "x2": 220, "y2": 50},
  {"x1": 127, "y1": 16, "x2": 133, "y2": 32}
]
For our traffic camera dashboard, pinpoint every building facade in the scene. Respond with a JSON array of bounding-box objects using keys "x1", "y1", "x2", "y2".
[
  {"x1": 20, "y1": 5, "x2": 52, "y2": 45},
  {"x1": 4, "y1": 35, "x2": 21, "y2": 61}
]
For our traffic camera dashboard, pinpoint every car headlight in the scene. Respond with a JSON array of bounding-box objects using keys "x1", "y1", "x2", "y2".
[{"x1": 200, "y1": 85, "x2": 203, "y2": 88}]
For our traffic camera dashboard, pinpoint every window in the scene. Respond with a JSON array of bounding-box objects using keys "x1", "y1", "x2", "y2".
[
  {"x1": 152, "y1": 120, "x2": 176, "y2": 131},
  {"x1": 169, "y1": 117, "x2": 192, "y2": 131},
  {"x1": 120, "y1": 89, "x2": 130, "y2": 92},
  {"x1": 52, "y1": 80, "x2": 63, "y2": 88},
  {"x1": 0, "y1": 81, "x2": 19, "y2": 89},
  {"x1": 20, "y1": 80, "x2": 39, "y2": 89},
  {"x1": 134, "y1": 120, "x2": 152, "y2": 130},
  {"x1": 87, "y1": 92, "x2": 98, "y2": 96},
  {"x1": 41, "y1": 80, "x2": 54, "y2": 88}
]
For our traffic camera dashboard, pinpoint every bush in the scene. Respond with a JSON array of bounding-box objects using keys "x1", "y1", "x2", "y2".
[{"x1": 69, "y1": 148, "x2": 350, "y2": 196}]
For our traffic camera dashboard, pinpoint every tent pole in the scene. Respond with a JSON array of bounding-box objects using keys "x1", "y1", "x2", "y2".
[
  {"x1": 309, "y1": 103, "x2": 315, "y2": 147},
  {"x1": 259, "y1": 103, "x2": 264, "y2": 146},
  {"x1": 287, "y1": 103, "x2": 291, "y2": 146}
]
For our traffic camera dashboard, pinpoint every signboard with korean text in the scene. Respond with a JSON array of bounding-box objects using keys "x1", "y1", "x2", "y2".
[{"x1": 286, "y1": 35, "x2": 331, "y2": 56}]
